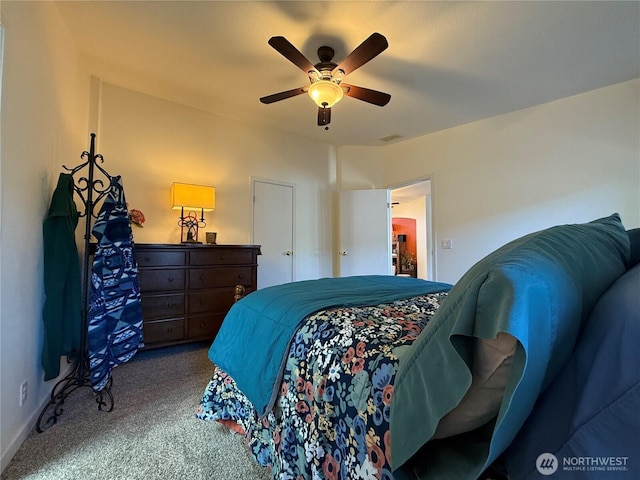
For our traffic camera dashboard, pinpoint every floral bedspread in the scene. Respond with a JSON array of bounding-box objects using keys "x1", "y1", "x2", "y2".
[{"x1": 197, "y1": 292, "x2": 448, "y2": 480}]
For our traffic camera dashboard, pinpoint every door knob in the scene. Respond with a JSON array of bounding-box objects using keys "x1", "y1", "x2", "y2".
[
  {"x1": 284, "y1": 251, "x2": 293, "y2": 256},
  {"x1": 340, "y1": 250, "x2": 347, "y2": 256}
]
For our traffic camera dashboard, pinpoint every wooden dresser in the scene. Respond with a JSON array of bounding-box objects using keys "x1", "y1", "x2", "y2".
[{"x1": 135, "y1": 244, "x2": 261, "y2": 349}]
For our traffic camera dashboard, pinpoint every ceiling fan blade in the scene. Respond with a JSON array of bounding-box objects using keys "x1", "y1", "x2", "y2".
[
  {"x1": 268, "y1": 36, "x2": 319, "y2": 75},
  {"x1": 318, "y1": 106, "x2": 331, "y2": 126},
  {"x1": 332, "y1": 32, "x2": 388, "y2": 77},
  {"x1": 341, "y1": 84, "x2": 391, "y2": 106},
  {"x1": 260, "y1": 86, "x2": 307, "y2": 104}
]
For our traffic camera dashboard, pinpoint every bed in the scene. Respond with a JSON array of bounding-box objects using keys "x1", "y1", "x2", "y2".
[{"x1": 197, "y1": 214, "x2": 639, "y2": 480}]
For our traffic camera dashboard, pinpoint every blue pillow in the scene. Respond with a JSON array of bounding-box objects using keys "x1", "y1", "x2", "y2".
[
  {"x1": 503, "y1": 264, "x2": 640, "y2": 479},
  {"x1": 390, "y1": 214, "x2": 630, "y2": 480}
]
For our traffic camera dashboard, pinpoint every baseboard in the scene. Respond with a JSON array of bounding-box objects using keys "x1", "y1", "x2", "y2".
[
  {"x1": 0, "y1": 390, "x2": 52, "y2": 473},
  {"x1": 0, "y1": 361, "x2": 74, "y2": 473}
]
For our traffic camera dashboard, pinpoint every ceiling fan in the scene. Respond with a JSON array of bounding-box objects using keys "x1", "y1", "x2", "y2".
[{"x1": 260, "y1": 33, "x2": 391, "y2": 128}]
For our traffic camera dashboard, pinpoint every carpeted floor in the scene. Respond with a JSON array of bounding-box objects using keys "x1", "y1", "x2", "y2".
[{"x1": 1, "y1": 342, "x2": 271, "y2": 480}]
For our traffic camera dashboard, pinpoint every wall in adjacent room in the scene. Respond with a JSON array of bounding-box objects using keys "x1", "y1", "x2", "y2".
[
  {"x1": 392, "y1": 198, "x2": 429, "y2": 280},
  {"x1": 338, "y1": 80, "x2": 640, "y2": 283}
]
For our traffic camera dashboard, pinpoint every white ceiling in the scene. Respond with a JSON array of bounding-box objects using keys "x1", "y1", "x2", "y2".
[
  {"x1": 391, "y1": 181, "x2": 431, "y2": 205},
  {"x1": 54, "y1": 1, "x2": 639, "y2": 147}
]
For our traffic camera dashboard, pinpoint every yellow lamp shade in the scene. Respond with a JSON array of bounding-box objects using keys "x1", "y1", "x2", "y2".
[
  {"x1": 308, "y1": 80, "x2": 344, "y2": 108},
  {"x1": 171, "y1": 183, "x2": 215, "y2": 211}
]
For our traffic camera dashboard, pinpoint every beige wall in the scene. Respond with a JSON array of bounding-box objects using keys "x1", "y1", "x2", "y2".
[
  {"x1": 0, "y1": 1, "x2": 89, "y2": 469},
  {"x1": 339, "y1": 80, "x2": 640, "y2": 283},
  {"x1": 95, "y1": 81, "x2": 335, "y2": 280}
]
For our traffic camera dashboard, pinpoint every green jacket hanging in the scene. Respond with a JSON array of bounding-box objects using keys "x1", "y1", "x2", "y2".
[{"x1": 41, "y1": 173, "x2": 82, "y2": 380}]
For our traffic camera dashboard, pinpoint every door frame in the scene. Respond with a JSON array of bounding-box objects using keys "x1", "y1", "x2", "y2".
[
  {"x1": 386, "y1": 176, "x2": 436, "y2": 281},
  {"x1": 250, "y1": 177, "x2": 296, "y2": 286}
]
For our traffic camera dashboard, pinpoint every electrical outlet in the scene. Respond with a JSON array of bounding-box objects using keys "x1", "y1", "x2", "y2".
[
  {"x1": 441, "y1": 239, "x2": 453, "y2": 249},
  {"x1": 19, "y1": 381, "x2": 28, "y2": 406}
]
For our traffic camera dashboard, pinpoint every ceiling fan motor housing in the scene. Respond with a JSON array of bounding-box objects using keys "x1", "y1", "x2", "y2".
[{"x1": 310, "y1": 46, "x2": 341, "y2": 82}]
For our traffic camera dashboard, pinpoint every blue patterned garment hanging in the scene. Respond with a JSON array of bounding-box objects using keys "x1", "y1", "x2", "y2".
[{"x1": 87, "y1": 176, "x2": 143, "y2": 391}]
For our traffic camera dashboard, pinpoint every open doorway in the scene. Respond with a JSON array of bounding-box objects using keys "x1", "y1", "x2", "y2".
[{"x1": 389, "y1": 179, "x2": 434, "y2": 281}]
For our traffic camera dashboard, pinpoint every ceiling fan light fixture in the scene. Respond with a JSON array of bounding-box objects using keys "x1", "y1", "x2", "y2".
[{"x1": 308, "y1": 80, "x2": 343, "y2": 108}]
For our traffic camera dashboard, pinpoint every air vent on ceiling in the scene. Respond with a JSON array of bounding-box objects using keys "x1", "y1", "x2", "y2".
[{"x1": 379, "y1": 134, "x2": 404, "y2": 143}]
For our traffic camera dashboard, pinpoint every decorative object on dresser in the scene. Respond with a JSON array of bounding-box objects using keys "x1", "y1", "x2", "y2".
[
  {"x1": 170, "y1": 182, "x2": 216, "y2": 243},
  {"x1": 205, "y1": 231, "x2": 217, "y2": 245},
  {"x1": 136, "y1": 244, "x2": 260, "y2": 349}
]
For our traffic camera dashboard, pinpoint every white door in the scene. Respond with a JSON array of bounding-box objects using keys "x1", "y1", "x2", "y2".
[
  {"x1": 339, "y1": 189, "x2": 392, "y2": 277},
  {"x1": 252, "y1": 179, "x2": 294, "y2": 289}
]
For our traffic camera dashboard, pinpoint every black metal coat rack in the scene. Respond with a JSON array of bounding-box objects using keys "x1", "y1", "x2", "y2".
[{"x1": 37, "y1": 133, "x2": 115, "y2": 432}]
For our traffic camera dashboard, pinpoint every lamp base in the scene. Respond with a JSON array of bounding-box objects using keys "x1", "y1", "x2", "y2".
[{"x1": 179, "y1": 210, "x2": 203, "y2": 243}]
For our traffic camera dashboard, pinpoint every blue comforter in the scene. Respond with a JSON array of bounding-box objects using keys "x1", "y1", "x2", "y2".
[{"x1": 208, "y1": 275, "x2": 451, "y2": 415}]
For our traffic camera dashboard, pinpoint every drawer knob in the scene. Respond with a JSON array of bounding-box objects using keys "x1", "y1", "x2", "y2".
[
  {"x1": 167, "y1": 327, "x2": 173, "y2": 332},
  {"x1": 200, "y1": 322, "x2": 205, "y2": 328},
  {"x1": 200, "y1": 299, "x2": 207, "y2": 304},
  {"x1": 200, "y1": 275, "x2": 206, "y2": 281},
  {"x1": 168, "y1": 277, "x2": 174, "y2": 282}
]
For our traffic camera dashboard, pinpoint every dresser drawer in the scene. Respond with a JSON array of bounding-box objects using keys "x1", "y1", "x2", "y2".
[
  {"x1": 138, "y1": 269, "x2": 185, "y2": 292},
  {"x1": 137, "y1": 250, "x2": 186, "y2": 267},
  {"x1": 141, "y1": 293, "x2": 185, "y2": 319},
  {"x1": 189, "y1": 249, "x2": 254, "y2": 266},
  {"x1": 188, "y1": 289, "x2": 235, "y2": 314},
  {"x1": 187, "y1": 313, "x2": 225, "y2": 340},
  {"x1": 189, "y1": 266, "x2": 253, "y2": 289},
  {"x1": 143, "y1": 318, "x2": 185, "y2": 344}
]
